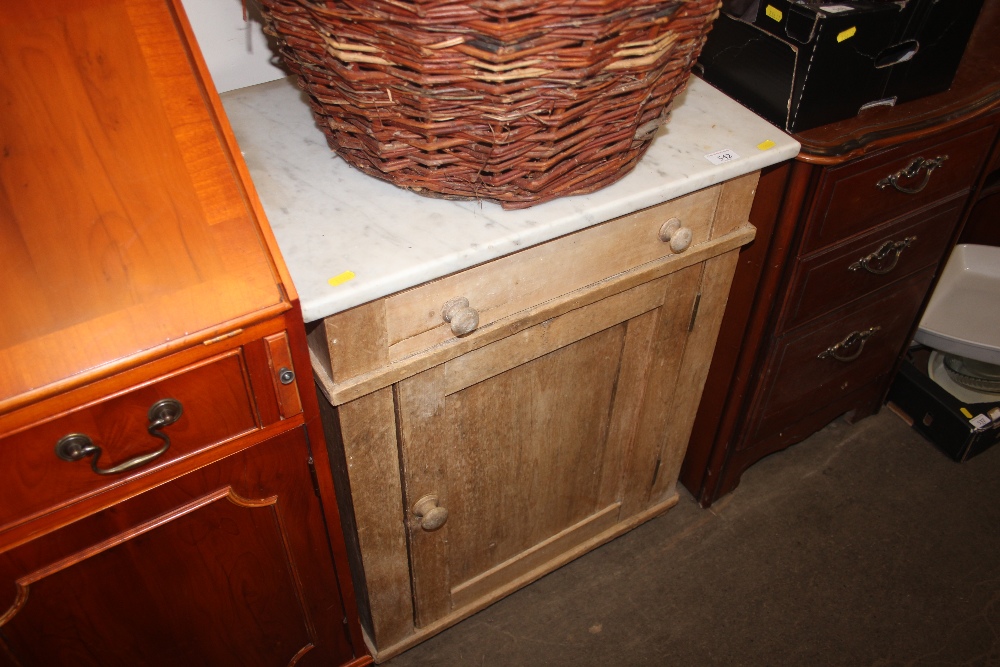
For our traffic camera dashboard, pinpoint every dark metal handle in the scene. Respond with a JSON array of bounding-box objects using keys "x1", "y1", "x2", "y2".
[
  {"x1": 876, "y1": 155, "x2": 948, "y2": 194},
  {"x1": 848, "y1": 236, "x2": 917, "y2": 275},
  {"x1": 817, "y1": 327, "x2": 881, "y2": 362},
  {"x1": 55, "y1": 399, "x2": 183, "y2": 476}
]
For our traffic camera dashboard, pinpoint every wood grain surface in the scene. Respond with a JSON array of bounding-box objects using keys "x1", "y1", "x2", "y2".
[
  {"x1": 0, "y1": 0, "x2": 284, "y2": 414},
  {"x1": 321, "y1": 178, "x2": 758, "y2": 659},
  {"x1": 312, "y1": 226, "x2": 756, "y2": 406},
  {"x1": 384, "y1": 185, "x2": 721, "y2": 360},
  {"x1": 0, "y1": 349, "x2": 257, "y2": 534},
  {"x1": 0, "y1": 427, "x2": 355, "y2": 667}
]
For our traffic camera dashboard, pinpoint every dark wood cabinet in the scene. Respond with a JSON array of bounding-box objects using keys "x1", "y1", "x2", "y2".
[
  {"x1": 682, "y1": 1, "x2": 1000, "y2": 507},
  {"x1": 960, "y1": 121, "x2": 1000, "y2": 246},
  {"x1": 1, "y1": 423, "x2": 348, "y2": 667},
  {"x1": 0, "y1": 1, "x2": 368, "y2": 664}
]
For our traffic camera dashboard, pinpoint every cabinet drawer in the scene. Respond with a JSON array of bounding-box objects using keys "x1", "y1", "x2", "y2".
[
  {"x1": 778, "y1": 196, "x2": 964, "y2": 332},
  {"x1": 802, "y1": 124, "x2": 994, "y2": 253},
  {"x1": 383, "y1": 185, "x2": 722, "y2": 361},
  {"x1": 747, "y1": 268, "x2": 935, "y2": 444},
  {"x1": 0, "y1": 350, "x2": 258, "y2": 532}
]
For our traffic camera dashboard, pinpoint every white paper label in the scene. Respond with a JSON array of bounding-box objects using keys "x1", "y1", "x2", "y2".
[
  {"x1": 821, "y1": 5, "x2": 854, "y2": 13},
  {"x1": 970, "y1": 414, "x2": 992, "y2": 429},
  {"x1": 705, "y1": 149, "x2": 740, "y2": 165}
]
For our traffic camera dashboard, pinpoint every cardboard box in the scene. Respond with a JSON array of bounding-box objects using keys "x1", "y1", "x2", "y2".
[
  {"x1": 696, "y1": 0, "x2": 985, "y2": 133},
  {"x1": 887, "y1": 347, "x2": 1000, "y2": 462}
]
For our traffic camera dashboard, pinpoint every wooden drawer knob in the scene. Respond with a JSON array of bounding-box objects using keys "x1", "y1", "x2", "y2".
[
  {"x1": 413, "y1": 494, "x2": 449, "y2": 531},
  {"x1": 658, "y1": 217, "x2": 693, "y2": 253},
  {"x1": 442, "y1": 297, "x2": 479, "y2": 336}
]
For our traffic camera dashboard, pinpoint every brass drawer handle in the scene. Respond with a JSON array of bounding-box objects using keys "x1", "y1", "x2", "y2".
[
  {"x1": 55, "y1": 399, "x2": 183, "y2": 476},
  {"x1": 817, "y1": 327, "x2": 881, "y2": 363},
  {"x1": 876, "y1": 155, "x2": 948, "y2": 194},
  {"x1": 848, "y1": 236, "x2": 916, "y2": 275}
]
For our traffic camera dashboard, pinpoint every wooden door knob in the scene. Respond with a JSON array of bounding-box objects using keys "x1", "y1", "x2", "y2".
[
  {"x1": 413, "y1": 494, "x2": 449, "y2": 531},
  {"x1": 658, "y1": 217, "x2": 692, "y2": 253},
  {"x1": 442, "y1": 297, "x2": 479, "y2": 336}
]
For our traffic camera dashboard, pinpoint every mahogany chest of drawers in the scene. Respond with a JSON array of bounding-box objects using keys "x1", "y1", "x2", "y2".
[{"x1": 682, "y1": 2, "x2": 1000, "y2": 506}]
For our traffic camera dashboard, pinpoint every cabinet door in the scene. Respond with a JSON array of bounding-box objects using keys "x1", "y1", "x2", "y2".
[
  {"x1": 396, "y1": 267, "x2": 702, "y2": 626},
  {"x1": 0, "y1": 427, "x2": 355, "y2": 667}
]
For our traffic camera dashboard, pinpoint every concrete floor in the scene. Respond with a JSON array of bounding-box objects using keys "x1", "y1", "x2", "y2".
[{"x1": 383, "y1": 409, "x2": 1000, "y2": 666}]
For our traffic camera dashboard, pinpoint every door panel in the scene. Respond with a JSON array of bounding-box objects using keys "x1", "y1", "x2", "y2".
[
  {"x1": 445, "y1": 325, "x2": 626, "y2": 583},
  {"x1": 396, "y1": 271, "x2": 700, "y2": 627},
  {"x1": 0, "y1": 427, "x2": 354, "y2": 667},
  {"x1": 2, "y1": 491, "x2": 310, "y2": 667}
]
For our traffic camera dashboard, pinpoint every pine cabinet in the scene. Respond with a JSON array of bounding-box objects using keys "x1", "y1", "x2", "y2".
[
  {"x1": 0, "y1": 1, "x2": 367, "y2": 664},
  {"x1": 310, "y1": 174, "x2": 759, "y2": 661}
]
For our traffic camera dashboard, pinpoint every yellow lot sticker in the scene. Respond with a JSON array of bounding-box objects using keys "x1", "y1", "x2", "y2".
[
  {"x1": 960, "y1": 407, "x2": 974, "y2": 419},
  {"x1": 837, "y1": 26, "x2": 857, "y2": 42},
  {"x1": 757, "y1": 139, "x2": 777, "y2": 151},
  {"x1": 765, "y1": 5, "x2": 783, "y2": 21},
  {"x1": 328, "y1": 270, "x2": 356, "y2": 287}
]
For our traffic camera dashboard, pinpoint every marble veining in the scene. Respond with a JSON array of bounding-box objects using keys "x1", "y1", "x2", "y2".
[{"x1": 221, "y1": 76, "x2": 800, "y2": 322}]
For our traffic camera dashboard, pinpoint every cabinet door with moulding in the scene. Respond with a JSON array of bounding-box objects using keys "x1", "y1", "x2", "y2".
[
  {"x1": 398, "y1": 263, "x2": 707, "y2": 627},
  {"x1": 317, "y1": 174, "x2": 758, "y2": 661},
  {"x1": 0, "y1": 426, "x2": 353, "y2": 667}
]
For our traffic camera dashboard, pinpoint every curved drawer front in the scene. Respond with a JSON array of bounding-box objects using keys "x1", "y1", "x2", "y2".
[
  {"x1": 0, "y1": 350, "x2": 258, "y2": 532},
  {"x1": 778, "y1": 195, "x2": 964, "y2": 332},
  {"x1": 383, "y1": 185, "x2": 722, "y2": 361},
  {"x1": 747, "y1": 267, "x2": 936, "y2": 445},
  {"x1": 803, "y1": 124, "x2": 994, "y2": 254}
]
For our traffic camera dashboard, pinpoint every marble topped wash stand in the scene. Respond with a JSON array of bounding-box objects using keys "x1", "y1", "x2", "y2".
[
  {"x1": 222, "y1": 76, "x2": 799, "y2": 661},
  {"x1": 223, "y1": 76, "x2": 798, "y2": 321}
]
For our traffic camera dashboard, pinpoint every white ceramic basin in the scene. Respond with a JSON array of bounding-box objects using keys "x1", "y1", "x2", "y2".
[{"x1": 915, "y1": 244, "x2": 1000, "y2": 365}]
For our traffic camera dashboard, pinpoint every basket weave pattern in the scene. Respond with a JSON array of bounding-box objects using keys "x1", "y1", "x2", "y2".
[{"x1": 259, "y1": 0, "x2": 721, "y2": 209}]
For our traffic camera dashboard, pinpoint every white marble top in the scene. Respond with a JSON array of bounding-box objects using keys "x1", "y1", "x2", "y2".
[{"x1": 221, "y1": 76, "x2": 799, "y2": 323}]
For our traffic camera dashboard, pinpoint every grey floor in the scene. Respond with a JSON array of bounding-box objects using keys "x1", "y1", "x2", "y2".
[{"x1": 383, "y1": 409, "x2": 1000, "y2": 666}]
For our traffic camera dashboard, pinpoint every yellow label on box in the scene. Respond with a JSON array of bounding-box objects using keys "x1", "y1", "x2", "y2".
[
  {"x1": 765, "y1": 4, "x2": 783, "y2": 21},
  {"x1": 837, "y1": 26, "x2": 857, "y2": 42}
]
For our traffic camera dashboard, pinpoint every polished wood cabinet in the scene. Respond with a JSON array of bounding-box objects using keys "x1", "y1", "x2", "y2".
[
  {"x1": 310, "y1": 175, "x2": 759, "y2": 661},
  {"x1": 2, "y1": 419, "x2": 342, "y2": 667},
  {"x1": 682, "y1": 3, "x2": 1000, "y2": 507},
  {"x1": 0, "y1": 1, "x2": 367, "y2": 664}
]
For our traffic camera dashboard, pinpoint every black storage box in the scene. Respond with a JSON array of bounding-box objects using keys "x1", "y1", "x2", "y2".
[
  {"x1": 884, "y1": 0, "x2": 986, "y2": 105},
  {"x1": 887, "y1": 347, "x2": 1000, "y2": 462},
  {"x1": 696, "y1": 0, "x2": 985, "y2": 133}
]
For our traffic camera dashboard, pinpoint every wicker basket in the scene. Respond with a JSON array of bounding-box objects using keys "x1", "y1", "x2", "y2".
[{"x1": 259, "y1": 0, "x2": 721, "y2": 209}]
